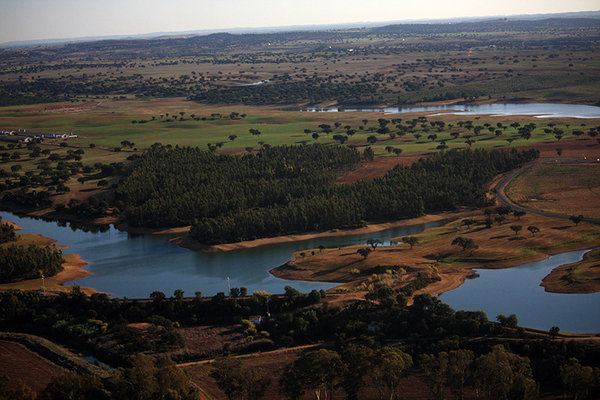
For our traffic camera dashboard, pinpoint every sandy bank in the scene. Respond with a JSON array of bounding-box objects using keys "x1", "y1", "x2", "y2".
[
  {"x1": 0, "y1": 220, "x2": 102, "y2": 296},
  {"x1": 175, "y1": 211, "x2": 466, "y2": 253},
  {"x1": 0, "y1": 253, "x2": 99, "y2": 296},
  {"x1": 272, "y1": 212, "x2": 600, "y2": 299},
  {"x1": 116, "y1": 222, "x2": 191, "y2": 235},
  {"x1": 2, "y1": 220, "x2": 23, "y2": 231}
]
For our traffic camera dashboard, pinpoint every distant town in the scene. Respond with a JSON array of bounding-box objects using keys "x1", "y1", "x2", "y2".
[{"x1": 0, "y1": 129, "x2": 78, "y2": 142}]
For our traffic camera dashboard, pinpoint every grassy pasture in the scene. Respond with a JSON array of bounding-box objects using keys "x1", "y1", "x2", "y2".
[{"x1": 2, "y1": 98, "x2": 597, "y2": 157}]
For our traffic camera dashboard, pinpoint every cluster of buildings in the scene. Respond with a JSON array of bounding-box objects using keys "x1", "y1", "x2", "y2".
[{"x1": 0, "y1": 129, "x2": 78, "y2": 142}]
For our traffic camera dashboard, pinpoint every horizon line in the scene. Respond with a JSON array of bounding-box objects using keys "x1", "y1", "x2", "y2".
[{"x1": 2, "y1": 9, "x2": 599, "y2": 49}]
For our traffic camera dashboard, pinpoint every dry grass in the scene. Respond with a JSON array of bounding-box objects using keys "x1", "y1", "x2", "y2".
[
  {"x1": 185, "y1": 346, "x2": 437, "y2": 400},
  {"x1": 541, "y1": 248, "x2": 600, "y2": 293},
  {"x1": 506, "y1": 163, "x2": 600, "y2": 219},
  {"x1": 273, "y1": 213, "x2": 600, "y2": 295}
]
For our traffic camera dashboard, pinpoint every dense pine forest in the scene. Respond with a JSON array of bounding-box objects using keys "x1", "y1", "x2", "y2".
[
  {"x1": 0, "y1": 219, "x2": 16, "y2": 243},
  {"x1": 115, "y1": 144, "x2": 538, "y2": 244},
  {"x1": 116, "y1": 143, "x2": 362, "y2": 228},
  {"x1": 0, "y1": 219, "x2": 64, "y2": 282},
  {"x1": 192, "y1": 146, "x2": 538, "y2": 243}
]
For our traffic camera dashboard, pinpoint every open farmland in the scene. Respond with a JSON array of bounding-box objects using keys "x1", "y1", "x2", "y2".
[
  {"x1": 506, "y1": 163, "x2": 600, "y2": 219},
  {"x1": 1, "y1": 11, "x2": 600, "y2": 400}
]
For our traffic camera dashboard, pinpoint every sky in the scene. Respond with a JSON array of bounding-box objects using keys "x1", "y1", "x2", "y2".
[{"x1": 0, "y1": 0, "x2": 598, "y2": 43}]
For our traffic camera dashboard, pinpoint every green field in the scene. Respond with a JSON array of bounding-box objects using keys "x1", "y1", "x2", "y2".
[{"x1": 2, "y1": 98, "x2": 596, "y2": 158}]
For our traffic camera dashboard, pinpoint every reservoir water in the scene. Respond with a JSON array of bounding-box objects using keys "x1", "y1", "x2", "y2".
[
  {"x1": 0, "y1": 211, "x2": 443, "y2": 299},
  {"x1": 301, "y1": 103, "x2": 600, "y2": 119},
  {"x1": 2, "y1": 210, "x2": 598, "y2": 332},
  {"x1": 441, "y1": 249, "x2": 600, "y2": 333}
]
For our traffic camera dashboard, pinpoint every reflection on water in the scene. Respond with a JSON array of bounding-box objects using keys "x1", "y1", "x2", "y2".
[
  {"x1": 302, "y1": 103, "x2": 600, "y2": 119},
  {"x1": 239, "y1": 80, "x2": 270, "y2": 86}
]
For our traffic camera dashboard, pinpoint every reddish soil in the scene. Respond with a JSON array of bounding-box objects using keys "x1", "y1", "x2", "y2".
[
  {"x1": 335, "y1": 155, "x2": 420, "y2": 184},
  {"x1": 0, "y1": 340, "x2": 66, "y2": 393},
  {"x1": 335, "y1": 137, "x2": 599, "y2": 186},
  {"x1": 524, "y1": 137, "x2": 600, "y2": 160}
]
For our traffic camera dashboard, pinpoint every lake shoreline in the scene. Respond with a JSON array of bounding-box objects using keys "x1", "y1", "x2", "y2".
[
  {"x1": 271, "y1": 211, "x2": 600, "y2": 300},
  {"x1": 0, "y1": 219, "x2": 103, "y2": 296},
  {"x1": 540, "y1": 248, "x2": 600, "y2": 294},
  {"x1": 171, "y1": 210, "x2": 467, "y2": 253}
]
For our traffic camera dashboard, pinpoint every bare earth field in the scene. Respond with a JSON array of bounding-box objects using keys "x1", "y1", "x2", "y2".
[{"x1": 0, "y1": 340, "x2": 65, "y2": 393}]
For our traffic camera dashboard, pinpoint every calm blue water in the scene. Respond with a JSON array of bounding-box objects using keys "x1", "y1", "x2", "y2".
[
  {"x1": 0, "y1": 211, "x2": 443, "y2": 299},
  {"x1": 302, "y1": 103, "x2": 600, "y2": 119},
  {"x1": 3, "y1": 210, "x2": 598, "y2": 332},
  {"x1": 440, "y1": 249, "x2": 600, "y2": 333}
]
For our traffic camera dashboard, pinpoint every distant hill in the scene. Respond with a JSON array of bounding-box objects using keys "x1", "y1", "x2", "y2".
[{"x1": 1, "y1": 10, "x2": 598, "y2": 49}]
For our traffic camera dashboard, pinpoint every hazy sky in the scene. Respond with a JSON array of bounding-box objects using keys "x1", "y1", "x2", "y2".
[{"x1": 1, "y1": 0, "x2": 598, "y2": 43}]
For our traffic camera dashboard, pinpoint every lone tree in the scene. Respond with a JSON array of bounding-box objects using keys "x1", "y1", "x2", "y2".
[
  {"x1": 402, "y1": 236, "x2": 419, "y2": 249},
  {"x1": 569, "y1": 215, "x2": 584, "y2": 225},
  {"x1": 496, "y1": 313, "x2": 518, "y2": 328},
  {"x1": 549, "y1": 326, "x2": 560, "y2": 338},
  {"x1": 372, "y1": 347, "x2": 413, "y2": 400},
  {"x1": 357, "y1": 247, "x2": 371, "y2": 260},
  {"x1": 527, "y1": 226, "x2": 540, "y2": 237},
  {"x1": 367, "y1": 239, "x2": 383, "y2": 250},
  {"x1": 513, "y1": 211, "x2": 526, "y2": 220},
  {"x1": 461, "y1": 219, "x2": 476, "y2": 230},
  {"x1": 451, "y1": 237, "x2": 478, "y2": 255},
  {"x1": 290, "y1": 349, "x2": 342, "y2": 400},
  {"x1": 510, "y1": 225, "x2": 522, "y2": 236}
]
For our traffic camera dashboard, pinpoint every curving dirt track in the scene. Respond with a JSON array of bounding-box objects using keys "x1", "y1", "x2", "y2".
[{"x1": 494, "y1": 159, "x2": 600, "y2": 225}]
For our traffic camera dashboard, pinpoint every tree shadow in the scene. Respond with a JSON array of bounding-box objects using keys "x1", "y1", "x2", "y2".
[
  {"x1": 490, "y1": 234, "x2": 511, "y2": 239},
  {"x1": 552, "y1": 226, "x2": 572, "y2": 230},
  {"x1": 508, "y1": 236, "x2": 525, "y2": 241}
]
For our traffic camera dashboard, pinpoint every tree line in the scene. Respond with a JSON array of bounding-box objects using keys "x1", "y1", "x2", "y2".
[
  {"x1": 1, "y1": 283, "x2": 599, "y2": 399},
  {"x1": 0, "y1": 218, "x2": 16, "y2": 243}
]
